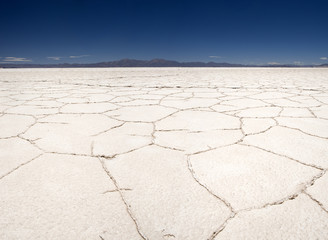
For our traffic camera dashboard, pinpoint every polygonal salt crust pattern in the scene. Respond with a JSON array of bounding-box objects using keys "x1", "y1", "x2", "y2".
[{"x1": 1, "y1": 68, "x2": 328, "y2": 240}]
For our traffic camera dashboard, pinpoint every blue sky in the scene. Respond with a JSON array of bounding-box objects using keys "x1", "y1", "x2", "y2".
[{"x1": 0, "y1": 0, "x2": 327, "y2": 65}]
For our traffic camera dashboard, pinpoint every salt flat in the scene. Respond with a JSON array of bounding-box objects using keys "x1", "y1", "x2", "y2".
[{"x1": 0, "y1": 68, "x2": 328, "y2": 239}]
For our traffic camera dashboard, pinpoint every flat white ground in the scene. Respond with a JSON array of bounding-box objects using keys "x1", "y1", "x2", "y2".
[{"x1": 0, "y1": 68, "x2": 328, "y2": 239}]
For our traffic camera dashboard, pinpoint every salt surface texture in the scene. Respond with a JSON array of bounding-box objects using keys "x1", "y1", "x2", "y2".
[{"x1": 1, "y1": 68, "x2": 328, "y2": 239}]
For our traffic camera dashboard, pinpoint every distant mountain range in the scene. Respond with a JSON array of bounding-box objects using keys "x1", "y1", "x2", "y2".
[{"x1": 0, "y1": 58, "x2": 327, "y2": 68}]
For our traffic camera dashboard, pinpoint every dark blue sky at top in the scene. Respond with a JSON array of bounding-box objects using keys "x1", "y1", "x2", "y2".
[{"x1": 0, "y1": 0, "x2": 327, "y2": 64}]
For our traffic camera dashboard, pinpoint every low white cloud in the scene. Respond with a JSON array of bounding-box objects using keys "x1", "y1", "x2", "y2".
[
  {"x1": 320, "y1": 57, "x2": 327, "y2": 60},
  {"x1": 294, "y1": 61, "x2": 303, "y2": 65},
  {"x1": 47, "y1": 56, "x2": 63, "y2": 61},
  {"x1": 4, "y1": 57, "x2": 31, "y2": 62},
  {"x1": 267, "y1": 62, "x2": 280, "y2": 65},
  {"x1": 209, "y1": 56, "x2": 222, "y2": 58},
  {"x1": 69, "y1": 55, "x2": 90, "y2": 59},
  {"x1": 47, "y1": 55, "x2": 89, "y2": 60}
]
